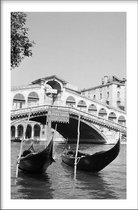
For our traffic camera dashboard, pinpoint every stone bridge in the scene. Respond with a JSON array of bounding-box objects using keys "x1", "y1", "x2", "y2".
[
  {"x1": 11, "y1": 75, "x2": 126, "y2": 144},
  {"x1": 11, "y1": 105, "x2": 126, "y2": 144}
]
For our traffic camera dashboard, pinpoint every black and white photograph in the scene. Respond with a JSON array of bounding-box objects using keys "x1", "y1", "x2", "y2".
[{"x1": 1, "y1": 1, "x2": 138, "y2": 209}]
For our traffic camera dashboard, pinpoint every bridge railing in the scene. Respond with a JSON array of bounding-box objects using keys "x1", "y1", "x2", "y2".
[
  {"x1": 11, "y1": 104, "x2": 126, "y2": 132},
  {"x1": 53, "y1": 105, "x2": 127, "y2": 132},
  {"x1": 11, "y1": 105, "x2": 48, "y2": 115}
]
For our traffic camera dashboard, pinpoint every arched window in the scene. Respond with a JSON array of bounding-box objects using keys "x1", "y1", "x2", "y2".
[
  {"x1": 77, "y1": 100, "x2": 87, "y2": 111},
  {"x1": 118, "y1": 115, "x2": 126, "y2": 126},
  {"x1": 98, "y1": 108, "x2": 107, "y2": 118},
  {"x1": 108, "y1": 112, "x2": 117, "y2": 122},
  {"x1": 28, "y1": 92, "x2": 39, "y2": 106},
  {"x1": 17, "y1": 124, "x2": 24, "y2": 138},
  {"x1": 25, "y1": 124, "x2": 32, "y2": 139},
  {"x1": 11, "y1": 126, "x2": 15, "y2": 138},
  {"x1": 34, "y1": 124, "x2": 40, "y2": 139},
  {"x1": 13, "y1": 93, "x2": 25, "y2": 109},
  {"x1": 88, "y1": 104, "x2": 97, "y2": 115},
  {"x1": 66, "y1": 96, "x2": 76, "y2": 107}
]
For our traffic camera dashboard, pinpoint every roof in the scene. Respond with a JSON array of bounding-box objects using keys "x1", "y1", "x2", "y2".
[
  {"x1": 11, "y1": 84, "x2": 41, "y2": 91},
  {"x1": 31, "y1": 75, "x2": 68, "y2": 85},
  {"x1": 81, "y1": 81, "x2": 126, "y2": 92},
  {"x1": 81, "y1": 75, "x2": 126, "y2": 92},
  {"x1": 112, "y1": 76, "x2": 126, "y2": 83}
]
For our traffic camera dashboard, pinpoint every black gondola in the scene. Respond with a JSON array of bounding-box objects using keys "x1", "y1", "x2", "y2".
[
  {"x1": 62, "y1": 139, "x2": 120, "y2": 172},
  {"x1": 18, "y1": 137, "x2": 55, "y2": 174}
]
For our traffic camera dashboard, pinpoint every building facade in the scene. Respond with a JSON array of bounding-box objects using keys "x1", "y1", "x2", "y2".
[{"x1": 81, "y1": 76, "x2": 126, "y2": 111}]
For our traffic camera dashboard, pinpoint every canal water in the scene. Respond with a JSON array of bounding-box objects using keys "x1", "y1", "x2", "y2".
[{"x1": 11, "y1": 141, "x2": 126, "y2": 199}]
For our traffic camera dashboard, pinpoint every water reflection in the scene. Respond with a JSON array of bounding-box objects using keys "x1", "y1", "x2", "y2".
[
  {"x1": 61, "y1": 162, "x2": 118, "y2": 199},
  {"x1": 12, "y1": 172, "x2": 53, "y2": 199},
  {"x1": 76, "y1": 172, "x2": 118, "y2": 199}
]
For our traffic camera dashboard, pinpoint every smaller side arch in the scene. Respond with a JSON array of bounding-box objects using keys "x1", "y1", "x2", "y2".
[
  {"x1": 88, "y1": 104, "x2": 97, "y2": 115},
  {"x1": 13, "y1": 93, "x2": 25, "y2": 109},
  {"x1": 66, "y1": 96, "x2": 76, "y2": 107},
  {"x1": 77, "y1": 100, "x2": 87, "y2": 111},
  {"x1": 34, "y1": 124, "x2": 41, "y2": 139},
  {"x1": 98, "y1": 108, "x2": 107, "y2": 118},
  {"x1": 11, "y1": 125, "x2": 15, "y2": 139},
  {"x1": 17, "y1": 124, "x2": 24, "y2": 138},
  {"x1": 25, "y1": 124, "x2": 32, "y2": 139},
  {"x1": 27, "y1": 91, "x2": 39, "y2": 106},
  {"x1": 108, "y1": 112, "x2": 117, "y2": 122},
  {"x1": 118, "y1": 115, "x2": 126, "y2": 126}
]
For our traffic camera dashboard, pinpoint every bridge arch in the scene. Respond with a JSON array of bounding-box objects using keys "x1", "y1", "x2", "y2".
[
  {"x1": 13, "y1": 93, "x2": 25, "y2": 109},
  {"x1": 51, "y1": 115, "x2": 107, "y2": 143},
  {"x1": 66, "y1": 96, "x2": 76, "y2": 107},
  {"x1": 80, "y1": 118, "x2": 108, "y2": 143},
  {"x1": 19, "y1": 111, "x2": 108, "y2": 143}
]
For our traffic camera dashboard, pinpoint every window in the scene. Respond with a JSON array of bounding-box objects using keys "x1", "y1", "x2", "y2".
[
  {"x1": 100, "y1": 93, "x2": 102, "y2": 100},
  {"x1": 88, "y1": 91, "x2": 91, "y2": 98},
  {"x1": 117, "y1": 85, "x2": 120, "y2": 88},
  {"x1": 93, "y1": 95, "x2": 96, "y2": 100},
  {"x1": 117, "y1": 100, "x2": 121, "y2": 106},
  {"x1": 117, "y1": 91, "x2": 120, "y2": 98},
  {"x1": 107, "y1": 92, "x2": 109, "y2": 98}
]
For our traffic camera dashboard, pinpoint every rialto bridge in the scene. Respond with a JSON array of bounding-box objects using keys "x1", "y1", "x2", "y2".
[{"x1": 11, "y1": 75, "x2": 126, "y2": 144}]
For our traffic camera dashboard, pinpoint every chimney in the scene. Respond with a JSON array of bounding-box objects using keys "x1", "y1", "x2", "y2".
[
  {"x1": 102, "y1": 78, "x2": 104, "y2": 85},
  {"x1": 102, "y1": 76, "x2": 108, "y2": 85}
]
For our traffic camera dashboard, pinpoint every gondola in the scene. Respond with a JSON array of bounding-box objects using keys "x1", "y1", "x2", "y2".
[
  {"x1": 18, "y1": 137, "x2": 55, "y2": 174},
  {"x1": 62, "y1": 139, "x2": 120, "y2": 172}
]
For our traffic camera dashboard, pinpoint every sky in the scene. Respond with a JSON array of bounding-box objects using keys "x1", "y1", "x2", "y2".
[{"x1": 11, "y1": 12, "x2": 126, "y2": 90}]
